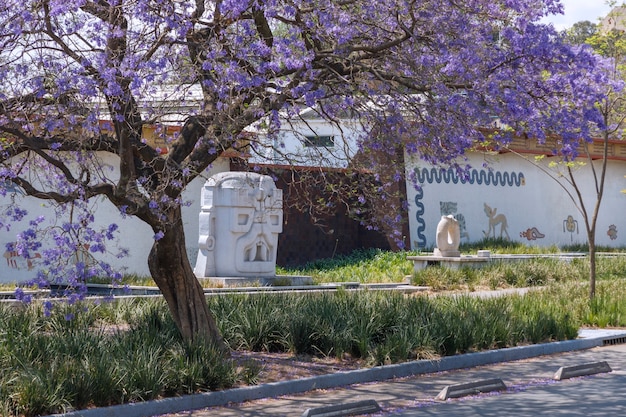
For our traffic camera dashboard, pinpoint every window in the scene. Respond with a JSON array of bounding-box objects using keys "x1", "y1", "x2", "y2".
[{"x1": 303, "y1": 135, "x2": 334, "y2": 147}]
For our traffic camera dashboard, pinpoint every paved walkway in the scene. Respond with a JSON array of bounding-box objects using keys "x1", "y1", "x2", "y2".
[
  {"x1": 54, "y1": 328, "x2": 626, "y2": 417},
  {"x1": 163, "y1": 341, "x2": 626, "y2": 417}
]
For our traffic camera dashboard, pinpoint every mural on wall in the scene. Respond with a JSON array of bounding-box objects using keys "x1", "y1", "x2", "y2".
[
  {"x1": 414, "y1": 168, "x2": 526, "y2": 187},
  {"x1": 520, "y1": 227, "x2": 545, "y2": 241},
  {"x1": 483, "y1": 203, "x2": 510, "y2": 239},
  {"x1": 607, "y1": 224, "x2": 618, "y2": 240},
  {"x1": 413, "y1": 167, "x2": 525, "y2": 247},
  {"x1": 414, "y1": 186, "x2": 426, "y2": 248},
  {"x1": 3, "y1": 243, "x2": 40, "y2": 271},
  {"x1": 439, "y1": 201, "x2": 469, "y2": 241},
  {"x1": 563, "y1": 215, "x2": 579, "y2": 242}
]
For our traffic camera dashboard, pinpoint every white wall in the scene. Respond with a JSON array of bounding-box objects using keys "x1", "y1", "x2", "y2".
[
  {"x1": 249, "y1": 116, "x2": 361, "y2": 168},
  {"x1": 405, "y1": 152, "x2": 626, "y2": 250},
  {"x1": 0, "y1": 154, "x2": 230, "y2": 284}
]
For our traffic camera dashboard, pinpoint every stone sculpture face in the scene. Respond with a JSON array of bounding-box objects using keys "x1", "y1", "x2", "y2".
[{"x1": 194, "y1": 172, "x2": 283, "y2": 278}]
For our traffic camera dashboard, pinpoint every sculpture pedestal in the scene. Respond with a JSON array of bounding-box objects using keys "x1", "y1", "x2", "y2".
[
  {"x1": 434, "y1": 248, "x2": 461, "y2": 257},
  {"x1": 199, "y1": 275, "x2": 313, "y2": 287},
  {"x1": 407, "y1": 255, "x2": 490, "y2": 271}
]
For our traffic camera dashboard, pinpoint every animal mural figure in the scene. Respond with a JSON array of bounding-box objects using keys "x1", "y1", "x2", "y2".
[
  {"x1": 483, "y1": 203, "x2": 510, "y2": 239},
  {"x1": 3, "y1": 248, "x2": 18, "y2": 269},
  {"x1": 3, "y1": 245, "x2": 41, "y2": 270},
  {"x1": 520, "y1": 227, "x2": 545, "y2": 241}
]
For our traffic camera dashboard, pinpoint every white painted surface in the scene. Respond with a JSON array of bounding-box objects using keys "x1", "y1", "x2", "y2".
[
  {"x1": 405, "y1": 152, "x2": 626, "y2": 250},
  {"x1": 0, "y1": 155, "x2": 230, "y2": 283},
  {"x1": 249, "y1": 112, "x2": 361, "y2": 168},
  {"x1": 3, "y1": 114, "x2": 626, "y2": 284}
]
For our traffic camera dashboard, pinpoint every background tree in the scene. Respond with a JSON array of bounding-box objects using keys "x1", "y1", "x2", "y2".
[
  {"x1": 511, "y1": 12, "x2": 625, "y2": 300},
  {"x1": 578, "y1": 22, "x2": 626, "y2": 298},
  {"x1": 564, "y1": 20, "x2": 598, "y2": 45},
  {"x1": 0, "y1": 0, "x2": 609, "y2": 343}
]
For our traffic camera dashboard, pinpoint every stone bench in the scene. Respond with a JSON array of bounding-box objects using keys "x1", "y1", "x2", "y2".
[{"x1": 407, "y1": 255, "x2": 491, "y2": 271}]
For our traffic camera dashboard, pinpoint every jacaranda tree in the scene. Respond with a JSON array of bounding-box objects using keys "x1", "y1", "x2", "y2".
[{"x1": 0, "y1": 0, "x2": 610, "y2": 343}]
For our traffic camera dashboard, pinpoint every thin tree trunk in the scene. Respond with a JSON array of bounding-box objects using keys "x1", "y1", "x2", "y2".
[
  {"x1": 147, "y1": 207, "x2": 225, "y2": 348},
  {"x1": 589, "y1": 234, "x2": 597, "y2": 299}
]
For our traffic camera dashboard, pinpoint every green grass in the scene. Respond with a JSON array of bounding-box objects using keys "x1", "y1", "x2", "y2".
[
  {"x1": 2, "y1": 279, "x2": 609, "y2": 415},
  {"x1": 279, "y1": 248, "x2": 417, "y2": 283},
  {"x1": 14, "y1": 241, "x2": 624, "y2": 289},
  {"x1": 207, "y1": 288, "x2": 581, "y2": 361},
  {"x1": 88, "y1": 273, "x2": 157, "y2": 287},
  {"x1": 459, "y1": 237, "x2": 562, "y2": 254},
  {"x1": 3, "y1": 243, "x2": 626, "y2": 415},
  {"x1": 412, "y1": 256, "x2": 587, "y2": 291},
  {"x1": 90, "y1": 248, "x2": 420, "y2": 286},
  {"x1": 0, "y1": 300, "x2": 247, "y2": 417}
]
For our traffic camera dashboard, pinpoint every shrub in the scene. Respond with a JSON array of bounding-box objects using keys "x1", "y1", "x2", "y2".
[
  {"x1": 209, "y1": 289, "x2": 581, "y2": 361},
  {"x1": 0, "y1": 300, "x2": 247, "y2": 417}
]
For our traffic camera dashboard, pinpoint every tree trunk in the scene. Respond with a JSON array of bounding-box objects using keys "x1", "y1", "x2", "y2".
[
  {"x1": 588, "y1": 234, "x2": 597, "y2": 299},
  {"x1": 147, "y1": 207, "x2": 225, "y2": 348}
]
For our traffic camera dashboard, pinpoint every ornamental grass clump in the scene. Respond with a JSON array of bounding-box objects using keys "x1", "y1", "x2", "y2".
[
  {"x1": 0, "y1": 300, "x2": 246, "y2": 417},
  {"x1": 553, "y1": 278, "x2": 626, "y2": 328},
  {"x1": 4, "y1": 275, "x2": 626, "y2": 414},
  {"x1": 208, "y1": 289, "x2": 579, "y2": 364}
]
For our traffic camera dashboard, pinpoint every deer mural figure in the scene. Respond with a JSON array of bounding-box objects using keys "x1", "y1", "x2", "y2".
[{"x1": 483, "y1": 203, "x2": 510, "y2": 239}]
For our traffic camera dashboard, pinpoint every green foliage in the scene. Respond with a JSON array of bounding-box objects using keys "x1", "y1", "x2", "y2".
[
  {"x1": 459, "y1": 237, "x2": 560, "y2": 254},
  {"x1": 208, "y1": 290, "x2": 579, "y2": 363},
  {"x1": 88, "y1": 273, "x2": 156, "y2": 286},
  {"x1": 5, "y1": 246, "x2": 626, "y2": 414},
  {"x1": 411, "y1": 257, "x2": 585, "y2": 290},
  {"x1": 586, "y1": 28, "x2": 626, "y2": 63},
  {"x1": 280, "y1": 248, "x2": 416, "y2": 283},
  {"x1": 562, "y1": 280, "x2": 626, "y2": 328},
  {"x1": 77, "y1": 245, "x2": 626, "y2": 290},
  {"x1": 412, "y1": 266, "x2": 469, "y2": 290},
  {"x1": 564, "y1": 20, "x2": 598, "y2": 45},
  {"x1": 0, "y1": 300, "x2": 247, "y2": 417}
]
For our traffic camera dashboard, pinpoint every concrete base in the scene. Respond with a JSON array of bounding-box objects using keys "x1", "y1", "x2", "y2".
[
  {"x1": 434, "y1": 248, "x2": 461, "y2": 257},
  {"x1": 198, "y1": 275, "x2": 313, "y2": 287},
  {"x1": 435, "y1": 378, "x2": 507, "y2": 400},
  {"x1": 408, "y1": 252, "x2": 591, "y2": 272},
  {"x1": 407, "y1": 255, "x2": 490, "y2": 271}
]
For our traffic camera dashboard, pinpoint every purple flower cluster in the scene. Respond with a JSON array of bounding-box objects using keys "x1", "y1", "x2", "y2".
[{"x1": 0, "y1": 0, "x2": 615, "y2": 323}]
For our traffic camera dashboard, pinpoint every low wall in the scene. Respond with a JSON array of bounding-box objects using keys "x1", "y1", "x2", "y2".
[{"x1": 405, "y1": 151, "x2": 626, "y2": 250}]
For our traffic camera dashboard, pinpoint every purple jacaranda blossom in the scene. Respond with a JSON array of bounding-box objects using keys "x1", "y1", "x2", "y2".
[{"x1": 0, "y1": 0, "x2": 612, "y2": 340}]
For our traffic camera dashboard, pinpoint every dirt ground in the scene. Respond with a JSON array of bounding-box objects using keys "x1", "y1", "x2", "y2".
[{"x1": 230, "y1": 350, "x2": 369, "y2": 385}]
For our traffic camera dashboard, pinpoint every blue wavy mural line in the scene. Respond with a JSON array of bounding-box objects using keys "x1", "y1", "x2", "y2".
[
  {"x1": 414, "y1": 187, "x2": 426, "y2": 248},
  {"x1": 413, "y1": 167, "x2": 525, "y2": 248},
  {"x1": 414, "y1": 167, "x2": 525, "y2": 187}
]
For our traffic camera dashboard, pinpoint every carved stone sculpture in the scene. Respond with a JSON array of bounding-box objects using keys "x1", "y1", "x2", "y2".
[
  {"x1": 194, "y1": 172, "x2": 283, "y2": 278},
  {"x1": 434, "y1": 215, "x2": 461, "y2": 257}
]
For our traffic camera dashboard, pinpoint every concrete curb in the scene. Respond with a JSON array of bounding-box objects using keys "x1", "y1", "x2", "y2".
[{"x1": 51, "y1": 331, "x2": 626, "y2": 417}]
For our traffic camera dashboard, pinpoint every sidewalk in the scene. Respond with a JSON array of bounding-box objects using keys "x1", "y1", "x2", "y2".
[
  {"x1": 54, "y1": 329, "x2": 626, "y2": 417},
  {"x1": 179, "y1": 342, "x2": 626, "y2": 417}
]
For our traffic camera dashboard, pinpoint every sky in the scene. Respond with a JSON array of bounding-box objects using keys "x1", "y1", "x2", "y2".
[{"x1": 541, "y1": 0, "x2": 615, "y2": 30}]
